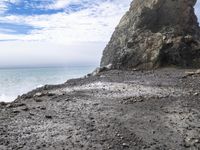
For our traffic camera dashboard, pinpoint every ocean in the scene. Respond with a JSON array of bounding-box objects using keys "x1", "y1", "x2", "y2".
[{"x1": 0, "y1": 66, "x2": 95, "y2": 102}]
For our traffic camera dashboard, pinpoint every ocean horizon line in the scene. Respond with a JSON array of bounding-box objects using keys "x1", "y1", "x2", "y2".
[{"x1": 0, "y1": 65, "x2": 97, "y2": 70}]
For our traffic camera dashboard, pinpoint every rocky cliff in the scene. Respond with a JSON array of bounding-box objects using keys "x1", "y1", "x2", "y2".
[{"x1": 101, "y1": 0, "x2": 200, "y2": 69}]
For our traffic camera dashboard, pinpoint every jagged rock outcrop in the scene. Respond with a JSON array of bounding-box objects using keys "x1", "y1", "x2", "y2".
[{"x1": 101, "y1": 0, "x2": 200, "y2": 69}]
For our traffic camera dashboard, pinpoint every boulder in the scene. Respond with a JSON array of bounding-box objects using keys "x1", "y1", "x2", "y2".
[{"x1": 101, "y1": 0, "x2": 200, "y2": 69}]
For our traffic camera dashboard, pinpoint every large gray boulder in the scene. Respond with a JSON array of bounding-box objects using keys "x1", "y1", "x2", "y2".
[{"x1": 101, "y1": 0, "x2": 200, "y2": 69}]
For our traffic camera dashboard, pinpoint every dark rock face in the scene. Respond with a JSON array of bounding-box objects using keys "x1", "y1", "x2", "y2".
[{"x1": 101, "y1": 0, "x2": 200, "y2": 69}]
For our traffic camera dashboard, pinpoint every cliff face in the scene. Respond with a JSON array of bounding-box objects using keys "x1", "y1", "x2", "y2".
[{"x1": 101, "y1": 0, "x2": 200, "y2": 69}]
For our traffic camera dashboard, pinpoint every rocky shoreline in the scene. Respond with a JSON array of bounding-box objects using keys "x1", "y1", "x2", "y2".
[
  {"x1": 1, "y1": 0, "x2": 200, "y2": 149},
  {"x1": 0, "y1": 68, "x2": 200, "y2": 150}
]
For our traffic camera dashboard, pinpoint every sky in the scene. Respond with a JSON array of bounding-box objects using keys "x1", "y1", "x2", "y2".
[{"x1": 0, "y1": 0, "x2": 199, "y2": 68}]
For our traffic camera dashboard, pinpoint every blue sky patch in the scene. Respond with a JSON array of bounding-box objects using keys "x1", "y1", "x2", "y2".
[
  {"x1": 0, "y1": 22, "x2": 41, "y2": 34},
  {"x1": 0, "y1": 0, "x2": 103, "y2": 36},
  {"x1": 5, "y1": 0, "x2": 64, "y2": 15},
  {"x1": 65, "y1": 4, "x2": 86, "y2": 13},
  {"x1": 0, "y1": 0, "x2": 199, "y2": 39},
  {"x1": 3, "y1": 0, "x2": 107, "y2": 16}
]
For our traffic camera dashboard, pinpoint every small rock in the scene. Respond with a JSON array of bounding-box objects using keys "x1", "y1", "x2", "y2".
[
  {"x1": 194, "y1": 139, "x2": 199, "y2": 143},
  {"x1": 196, "y1": 69, "x2": 200, "y2": 74},
  {"x1": 183, "y1": 137, "x2": 200, "y2": 147},
  {"x1": 6, "y1": 104, "x2": 12, "y2": 108},
  {"x1": 45, "y1": 115, "x2": 52, "y2": 119},
  {"x1": 29, "y1": 112, "x2": 35, "y2": 116},
  {"x1": 65, "y1": 98, "x2": 70, "y2": 101},
  {"x1": 34, "y1": 98, "x2": 43, "y2": 102},
  {"x1": 184, "y1": 142, "x2": 191, "y2": 148},
  {"x1": 47, "y1": 92, "x2": 56, "y2": 97},
  {"x1": 13, "y1": 110, "x2": 20, "y2": 114},
  {"x1": 93, "y1": 103, "x2": 99, "y2": 106},
  {"x1": 0, "y1": 102, "x2": 7, "y2": 106},
  {"x1": 67, "y1": 135, "x2": 72, "y2": 139},
  {"x1": 17, "y1": 103, "x2": 26, "y2": 107},
  {"x1": 34, "y1": 92, "x2": 44, "y2": 97},
  {"x1": 122, "y1": 143, "x2": 129, "y2": 147},
  {"x1": 40, "y1": 106, "x2": 46, "y2": 110},
  {"x1": 21, "y1": 107, "x2": 29, "y2": 111}
]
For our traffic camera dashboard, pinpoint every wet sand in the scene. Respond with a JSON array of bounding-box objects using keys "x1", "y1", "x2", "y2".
[{"x1": 0, "y1": 68, "x2": 200, "y2": 150}]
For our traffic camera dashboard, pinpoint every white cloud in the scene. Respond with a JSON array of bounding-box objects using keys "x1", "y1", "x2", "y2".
[
  {"x1": 0, "y1": 1, "x2": 8, "y2": 14},
  {"x1": 0, "y1": 0, "x2": 19, "y2": 13},
  {"x1": 0, "y1": 40, "x2": 105, "y2": 67},
  {"x1": 0, "y1": 0, "x2": 132, "y2": 44},
  {"x1": 0, "y1": 0, "x2": 132, "y2": 67},
  {"x1": 47, "y1": 0, "x2": 76, "y2": 10},
  {"x1": 1, "y1": 0, "x2": 198, "y2": 44},
  {"x1": 0, "y1": 0, "x2": 199, "y2": 67}
]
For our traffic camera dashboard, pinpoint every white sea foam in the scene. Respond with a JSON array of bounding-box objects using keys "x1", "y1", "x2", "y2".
[{"x1": 0, "y1": 67, "x2": 94, "y2": 102}]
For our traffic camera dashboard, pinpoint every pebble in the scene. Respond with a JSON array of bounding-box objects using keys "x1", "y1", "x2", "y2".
[
  {"x1": 47, "y1": 92, "x2": 56, "y2": 96},
  {"x1": 34, "y1": 98, "x2": 43, "y2": 102},
  {"x1": 13, "y1": 110, "x2": 20, "y2": 114},
  {"x1": 122, "y1": 143, "x2": 129, "y2": 147},
  {"x1": 45, "y1": 115, "x2": 52, "y2": 119},
  {"x1": 6, "y1": 104, "x2": 12, "y2": 108},
  {"x1": 34, "y1": 92, "x2": 43, "y2": 97},
  {"x1": 29, "y1": 112, "x2": 35, "y2": 116},
  {"x1": 21, "y1": 107, "x2": 29, "y2": 111},
  {"x1": 40, "y1": 106, "x2": 46, "y2": 110}
]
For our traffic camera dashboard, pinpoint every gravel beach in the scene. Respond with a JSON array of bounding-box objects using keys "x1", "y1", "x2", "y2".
[{"x1": 0, "y1": 68, "x2": 200, "y2": 150}]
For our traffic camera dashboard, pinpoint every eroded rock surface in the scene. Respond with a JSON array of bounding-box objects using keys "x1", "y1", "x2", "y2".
[{"x1": 101, "y1": 0, "x2": 200, "y2": 69}]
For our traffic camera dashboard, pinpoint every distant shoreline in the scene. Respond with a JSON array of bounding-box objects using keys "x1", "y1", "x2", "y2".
[{"x1": 0, "y1": 65, "x2": 97, "y2": 70}]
